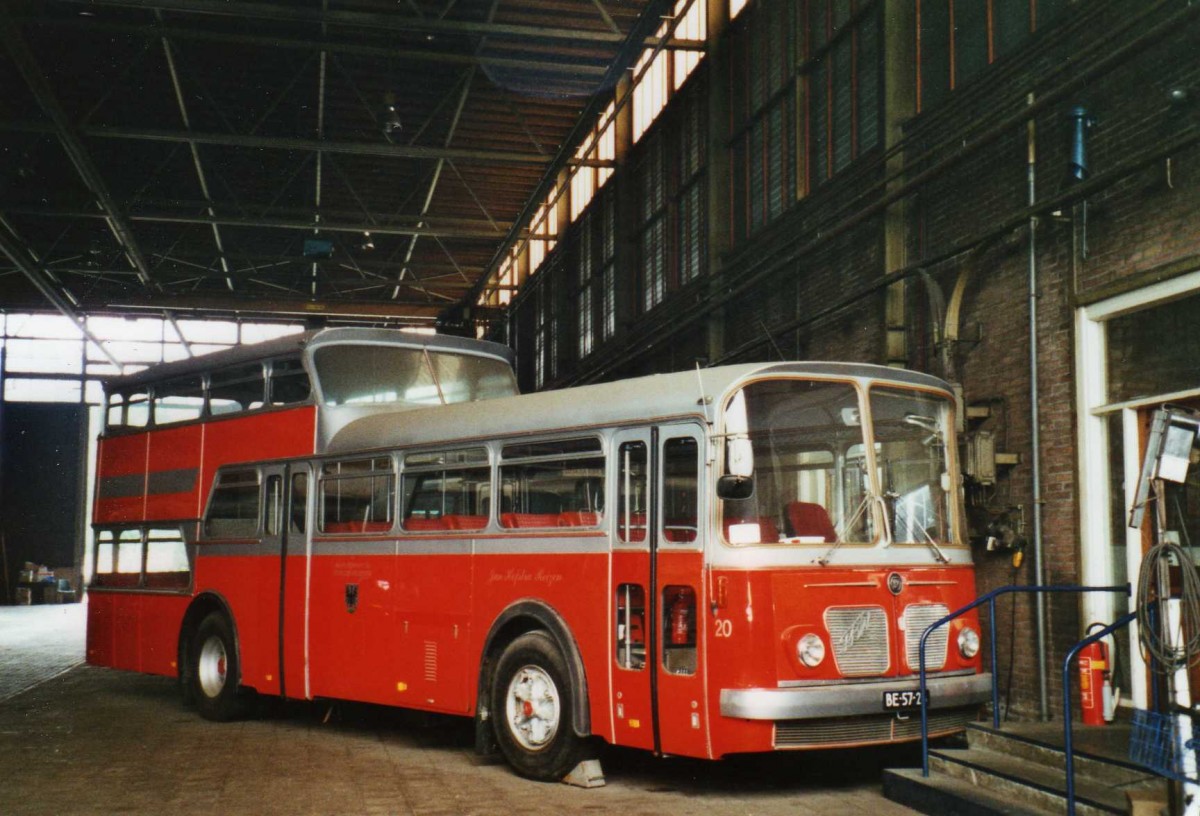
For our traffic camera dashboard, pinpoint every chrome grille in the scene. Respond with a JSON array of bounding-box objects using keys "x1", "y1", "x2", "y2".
[
  {"x1": 774, "y1": 709, "x2": 973, "y2": 748},
  {"x1": 904, "y1": 604, "x2": 950, "y2": 671},
  {"x1": 824, "y1": 606, "x2": 889, "y2": 676}
]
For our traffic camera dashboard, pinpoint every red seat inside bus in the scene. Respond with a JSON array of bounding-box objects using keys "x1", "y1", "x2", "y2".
[
  {"x1": 663, "y1": 522, "x2": 698, "y2": 543},
  {"x1": 785, "y1": 501, "x2": 837, "y2": 542},
  {"x1": 500, "y1": 512, "x2": 562, "y2": 529},
  {"x1": 444, "y1": 514, "x2": 488, "y2": 530},
  {"x1": 324, "y1": 520, "x2": 393, "y2": 534},
  {"x1": 403, "y1": 516, "x2": 448, "y2": 531},
  {"x1": 558, "y1": 511, "x2": 600, "y2": 527},
  {"x1": 618, "y1": 512, "x2": 647, "y2": 542}
]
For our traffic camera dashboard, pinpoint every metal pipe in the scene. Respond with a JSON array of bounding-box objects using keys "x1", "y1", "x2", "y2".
[{"x1": 1027, "y1": 93, "x2": 1049, "y2": 721}]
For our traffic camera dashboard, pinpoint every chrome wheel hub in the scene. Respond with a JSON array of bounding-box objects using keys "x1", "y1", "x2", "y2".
[
  {"x1": 504, "y1": 665, "x2": 560, "y2": 751},
  {"x1": 198, "y1": 635, "x2": 228, "y2": 699}
]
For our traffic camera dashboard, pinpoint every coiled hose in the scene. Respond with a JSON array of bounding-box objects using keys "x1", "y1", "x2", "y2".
[{"x1": 1136, "y1": 539, "x2": 1200, "y2": 673}]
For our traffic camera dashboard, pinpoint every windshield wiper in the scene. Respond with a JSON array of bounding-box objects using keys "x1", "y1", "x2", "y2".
[
  {"x1": 815, "y1": 495, "x2": 873, "y2": 566},
  {"x1": 912, "y1": 518, "x2": 950, "y2": 564}
]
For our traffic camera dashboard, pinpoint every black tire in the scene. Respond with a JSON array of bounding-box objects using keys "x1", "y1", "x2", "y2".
[
  {"x1": 491, "y1": 631, "x2": 589, "y2": 781},
  {"x1": 190, "y1": 612, "x2": 251, "y2": 722}
]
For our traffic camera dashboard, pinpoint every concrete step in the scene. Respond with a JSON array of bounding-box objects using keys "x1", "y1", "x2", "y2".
[
  {"x1": 930, "y1": 745, "x2": 1165, "y2": 816},
  {"x1": 965, "y1": 723, "x2": 1154, "y2": 786},
  {"x1": 882, "y1": 767, "x2": 1057, "y2": 816}
]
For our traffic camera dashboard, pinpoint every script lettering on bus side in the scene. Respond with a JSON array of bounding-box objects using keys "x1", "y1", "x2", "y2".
[{"x1": 486, "y1": 568, "x2": 564, "y2": 588}]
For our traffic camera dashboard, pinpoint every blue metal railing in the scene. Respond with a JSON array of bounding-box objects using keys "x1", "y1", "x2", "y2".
[
  {"x1": 918, "y1": 583, "x2": 1130, "y2": 777},
  {"x1": 1061, "y1": 611, "x2": 1137, "y2": 815}
]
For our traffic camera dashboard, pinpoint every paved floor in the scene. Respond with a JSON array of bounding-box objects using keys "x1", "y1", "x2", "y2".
[
  {"x1": 0, "y1": 602, "x2": 85, "y2": 703},
  {"x1": 0, "y1": 602, "x2": 921, "y2": 815}
]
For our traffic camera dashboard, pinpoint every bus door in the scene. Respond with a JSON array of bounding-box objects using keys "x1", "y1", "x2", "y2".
[
  {"x1": 257, "y1": 463, "x2": 309, "y2": 699},
  {"x1": 610, "y1": 424, "x2": 708, "y2": 756}
]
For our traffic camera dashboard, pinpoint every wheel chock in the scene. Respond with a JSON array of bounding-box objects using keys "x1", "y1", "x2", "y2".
[{"x1": 561, "y1": 758, "x2": 605, "y2": 788}]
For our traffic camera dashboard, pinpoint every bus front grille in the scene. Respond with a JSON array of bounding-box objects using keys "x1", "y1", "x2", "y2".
[
  {"x1": 773, "y1": 709, "x2": 973, "y2": 748},
  {"x1": 824, "y1": 607, "x2": 889, "y2": 676},
  {"x1": 903, "y1": 603, "x2": 950, "y2": 671}
]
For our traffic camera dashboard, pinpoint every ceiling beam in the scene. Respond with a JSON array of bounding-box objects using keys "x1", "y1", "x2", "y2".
[
  {"x1": 0, "y1": 8, "x2": 157, "y2": 291},
  {"x1": 107, "y1": 294, "x2": 445, "y2": 321},
  {"x1": 3, "y1": 204, "x2": 511, "y2": 240},
  {"x1": 1, "y1": 120, "x2": 575, "y2": 166},
  {"x1": 18, "y1": 17, "x2": 614, "y2": 77},
  {"x1": 52, "y1": 0, "x2": 632, "y2": 43},
  {"x1": 0, "y1": 223, "x2": 124, "y2": 369}
]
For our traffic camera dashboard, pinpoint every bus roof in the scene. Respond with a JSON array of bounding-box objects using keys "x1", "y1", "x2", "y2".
[
  {"x1": 326, "y1": 361, "x2": 952, "y2": 454},
  {"x1": 103, "y1": 327, "x2": 515, "y2": 390}
]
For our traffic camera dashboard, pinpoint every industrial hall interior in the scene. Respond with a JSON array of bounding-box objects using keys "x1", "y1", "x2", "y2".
[{"x1": 0, "y1": 0, "x2": 1198, "y2": 814}]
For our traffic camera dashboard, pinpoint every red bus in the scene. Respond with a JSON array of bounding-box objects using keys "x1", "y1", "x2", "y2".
[
  {"x1": 89, "y1": 359, "x2": 990, "y2": 782},
  {"x1": 86, "y1": 328, "x2": 516, "y2": 676}
]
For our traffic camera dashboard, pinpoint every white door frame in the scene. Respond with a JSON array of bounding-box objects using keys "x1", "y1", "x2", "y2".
[{"x1": 1075, "y1": 268, "x2": 1200, "y2": 708}]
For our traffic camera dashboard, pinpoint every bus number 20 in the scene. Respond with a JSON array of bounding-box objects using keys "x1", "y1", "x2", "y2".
[{"x1": 714, "y1": 619, "x2": 732, "y2": 637}]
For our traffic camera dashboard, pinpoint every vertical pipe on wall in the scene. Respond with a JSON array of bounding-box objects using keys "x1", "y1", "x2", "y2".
[{"x1": 1026, "y1": 93, "x2": 1049, "y2": 720}]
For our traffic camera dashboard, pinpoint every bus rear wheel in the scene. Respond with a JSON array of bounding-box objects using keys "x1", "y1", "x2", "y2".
[
  {"x1": 491, "y1": 631, "x2": 588, "y2": 781},
  {"x1": 190, "y1": 612, "x2": 251, "y2": 722}
]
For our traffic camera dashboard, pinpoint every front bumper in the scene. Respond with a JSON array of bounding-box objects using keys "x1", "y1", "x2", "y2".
[{"x1": 720, "y1": 672, "x2": 992, "y2": 720}]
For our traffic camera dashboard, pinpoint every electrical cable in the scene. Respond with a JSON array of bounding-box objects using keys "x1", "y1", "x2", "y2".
[
  {"x1": 1002, "y1": 561, "x2": 1019, "y2": 722},
  {"x1": 1136, "y1": 484, "x2": 1200, "y2": 673}
]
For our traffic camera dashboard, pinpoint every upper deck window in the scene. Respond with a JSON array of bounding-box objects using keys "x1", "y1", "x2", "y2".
[
  {"x1": 429, "y1": 352, "x2": 519, "y2": 404},
  {"x1": 106, "y1": 388, "x2": 150, "y2": 429},
  {"x1": 314, "y1": 344, "x2": 516, "y2": 407},
  {"x1": 210, "y1": 363, "x2": 266, "y2": 414},
  {"x1": 316, "y1": 346, "x2": 440, "y2": 406},
  {"x1": 268, "y1": 356, "x2": 311, "y2": 406},
  {"x1": 153, "y1": 375, "x2": 205, "y2": 424}
]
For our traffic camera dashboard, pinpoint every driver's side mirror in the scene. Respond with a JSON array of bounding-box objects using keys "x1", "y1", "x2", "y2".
[{"x1": 717, "y1": 474, "x2": 755, "y2": 500}]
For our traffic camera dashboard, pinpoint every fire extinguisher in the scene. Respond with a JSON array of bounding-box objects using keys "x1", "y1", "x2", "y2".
[
  {"x1": 1079, "y1": 622, "x2": 1115, "y2": 726},
  {"x1": 670, "y1": 589, "x2": 692, "y2": 645}
]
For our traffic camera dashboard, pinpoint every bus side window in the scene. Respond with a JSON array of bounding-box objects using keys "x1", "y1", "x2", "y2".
[
  {"x1": 144, "y1": 527, "x2": 190, "y2": 589},
  {"x1": 210, "y1": 362, "x2": 266, "y2": 414},
  {"x1": 320, "y1": 457, "x2": 395, "y2": 534},
  {"x1": 153, "y1": 375, "x2": 205, "y2": 425},
  {"x1": 105, "y1": 393, "x2": 125, "y2": 429},
  {"x1": 290, "y1": 472, "x2": 308, "y2": 533},
  {"x1": 126, "y1": 389, "x2": 150, "y2": 428},
  {"x1": 268, "y1": 356, "x2": 311, "y2": 406},
  {"x1": 497, "y1": 438, "x2": 605, "y2": 529},
  {"x1": 204, "y1": 469, "x2": 262, "y2": 538},
  {"x1": 93, "y1": 530, "x2": 115, "y2": 584},
  {"x1": 662, "y1": 437, "x2": 698, "y2": 543},
  {"x1": 616, "y1": 583, "x2": 646, "y2": 670},
  {"x1": 618, "y1": 442, "x2": 647, "y2": 542},
  {"x1": 265, "y1": 475, "x2": 282, "y2": 536}
]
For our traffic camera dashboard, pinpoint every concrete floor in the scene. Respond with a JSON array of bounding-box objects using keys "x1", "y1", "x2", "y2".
[{"x1": 0, "y1": 602, "x2": 921, "y2": 816}]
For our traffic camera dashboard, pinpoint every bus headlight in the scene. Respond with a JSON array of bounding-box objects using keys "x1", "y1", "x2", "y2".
[
  {"x1": 957, "y1": 627, "x2": 980, "y2": 659},
  {"x1": 797, "y1": 633, "x2": 826, "y2": 668}
]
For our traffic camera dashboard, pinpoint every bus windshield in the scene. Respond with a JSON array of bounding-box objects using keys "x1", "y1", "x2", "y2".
[
  {"x1": 721, "y1": 379, "x2": 875, "y2": 546},
  {"x1": 720, "y1": 378, "x2": 957, "y2": 550},
  {"x1": 869, "y1": 386, "x2": 955, "y2": 547}
]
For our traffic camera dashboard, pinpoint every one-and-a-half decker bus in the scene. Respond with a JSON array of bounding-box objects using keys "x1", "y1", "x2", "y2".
[{"x1": 88, "y1": 356, "x2": 990, "y2": 782}]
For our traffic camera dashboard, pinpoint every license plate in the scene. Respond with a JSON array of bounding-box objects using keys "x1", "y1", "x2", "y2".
[{"x1": 883, "y1": 689, "x2": 926, "y2": 711}]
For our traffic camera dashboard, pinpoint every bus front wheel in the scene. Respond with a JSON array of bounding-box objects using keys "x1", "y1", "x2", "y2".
[
  {"x1": 491, "y1": 631, "x2": 588, "y2": 781},
  {"x1": 190, "y1": 612, "x2": 250, "y2": 721}
]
